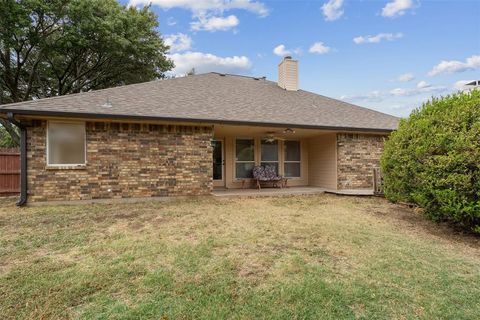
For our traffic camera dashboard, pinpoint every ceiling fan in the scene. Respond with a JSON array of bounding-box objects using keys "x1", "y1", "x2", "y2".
[
  {"x1": 263, "y1": 133, "x2": 283, "y2": 143},
  {"x1": 263, "y1": 128, "x2": 295, "y2": 143}
]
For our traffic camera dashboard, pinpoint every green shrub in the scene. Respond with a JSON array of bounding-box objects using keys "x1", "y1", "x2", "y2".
[{"x1": 381, "y1": 89, "x2": 480, "y2": 233}]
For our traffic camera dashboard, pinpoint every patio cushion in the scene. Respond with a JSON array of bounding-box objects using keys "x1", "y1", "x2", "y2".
[
  {"x1": 253, "y1": 165, "x2": 282, "y2": 181},
  {"x1": 264, "y1": 165, "x2": 282, "y2": 181},
  {"x1": 253, "y1": 166, "x2": 266, "y2": 180}
]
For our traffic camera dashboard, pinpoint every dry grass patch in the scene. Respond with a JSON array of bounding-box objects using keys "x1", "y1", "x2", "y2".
[{"x1": 0, "y1": 195, "x2": 479, "y2": 319}]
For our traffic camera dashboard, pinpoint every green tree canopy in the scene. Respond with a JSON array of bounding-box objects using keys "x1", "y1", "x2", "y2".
[
  {"x1": 0, "y1": 0, "x2": 174, "y2": 144},
  {"x1": 381, "y1": 89, "x2": 480, "y2": 233},
  {"x1": 0, "y1": 124, "x2": 16, "y2": 147}
]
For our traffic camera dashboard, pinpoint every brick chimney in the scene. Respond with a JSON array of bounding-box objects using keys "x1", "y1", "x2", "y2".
[{"x1": 278, "y1": 56, "x2": 298, "y2": 91}]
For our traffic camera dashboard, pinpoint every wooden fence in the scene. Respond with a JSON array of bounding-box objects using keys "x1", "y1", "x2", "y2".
[{"x1": 0, "y1": 148, "x2": 20, "y2": 195}]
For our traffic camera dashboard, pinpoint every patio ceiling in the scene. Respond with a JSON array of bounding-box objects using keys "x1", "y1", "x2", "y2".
[{"x1": 213, "y1": 124, "x2": 379, "y2": 139}]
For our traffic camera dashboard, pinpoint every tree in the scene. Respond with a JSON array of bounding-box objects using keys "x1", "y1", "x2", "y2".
[
  {"x1": 381, "y1": 90, "x2": 480, "y2": 233},
  {"x1": 0, "y1": 0, "x2": 174, "y2": 144},
  {"x1": 0, "y1": 124, "x2": 16, "y2": 147}
]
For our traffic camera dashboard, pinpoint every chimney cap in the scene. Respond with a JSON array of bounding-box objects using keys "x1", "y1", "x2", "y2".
[{"x1": 284, "y1": 55, "x2": 292, "y2": 60}]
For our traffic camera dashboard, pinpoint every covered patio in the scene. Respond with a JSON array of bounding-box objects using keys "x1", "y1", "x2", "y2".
[
  {"x1": 211, "y1": 123, "x2": 384, "y2": 194},
  {"x1": 212, "y1": 124, "x2": 338, "y2": 190}
]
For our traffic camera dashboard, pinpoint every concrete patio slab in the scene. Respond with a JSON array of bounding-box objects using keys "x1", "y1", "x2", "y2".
[
  {"x1": 212, "y1": 187, "x2": 375, "y2": 198},
  {"x1": 212, "y1": 187, "x2": 326, "y2": 198}
]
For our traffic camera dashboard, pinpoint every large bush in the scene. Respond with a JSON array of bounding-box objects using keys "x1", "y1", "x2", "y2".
[{"x1": 381, "y1": 89, "x2": 480, "y2": 233}]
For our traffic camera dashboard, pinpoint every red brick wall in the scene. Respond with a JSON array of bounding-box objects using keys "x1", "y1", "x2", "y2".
[{"x1": 27, "y1": 120, "x2": 213, "y2": 202}]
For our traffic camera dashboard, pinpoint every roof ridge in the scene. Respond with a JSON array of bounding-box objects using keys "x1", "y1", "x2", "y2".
[{"x1": 209, "y1": 72, "x2": 268, "y2": 80}]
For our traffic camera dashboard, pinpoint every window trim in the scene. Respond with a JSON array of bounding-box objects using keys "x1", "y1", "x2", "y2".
[
  {"x1": 234, "y1": 137, "x2": 256, "y2": 180},
  {"x1": 283, "y1": 140, "x2": 301, "y2": 178},
  {"x1": 46, "y1": 120, "x2": 87, "y2": 167}
]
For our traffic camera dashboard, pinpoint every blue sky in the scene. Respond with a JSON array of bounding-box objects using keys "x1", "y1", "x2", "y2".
[{"x1": 124, "y1": 0, "x2": 480, "y2": 117}]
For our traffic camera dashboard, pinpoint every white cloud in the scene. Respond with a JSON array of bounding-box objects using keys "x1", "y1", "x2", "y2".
[
  {"x1": 273, "y1": 45, "x2": 290, "y2": 56},
  {"x1": 273, "y1": 44, "x2": 295, "y2": 57},
  {"x1": 191, "y1": 15, "x2": 239, "y2": 31},
  {"x1": 381, "y1": 0, "x2": 415, "y2": 18},
  {"x1": 321, "y1": 0, "x2": 344, "y2": 21},
  {"x1": 166, "y1": 17, "x2": 177, "y2": 26},
  {"x1": 416, "y1": 80, "x2": 430, "y2": 89},
  {"x1": 389, "y1": 88, "x2": 407, "y2": 96},
  {"x1": 340, "y1": 79, "x2": 458, "y2": 118},
  {"x1": 341, "y1": 83, "x2": 446, "y2": 102},
  {"x1": 454, "y1": 80, "x2": 477, "y2": 91},
  {"x1": 340, "y1": 90, "x2": 384, "y2": 103},
  {"x1": 164, "y1": 33, "x2": 192, "y2": 53},
  {"x1": 309, "y1": 42, "x2": 331, "y2": 55},
  {"x1": 128, "y1": 0, "x2": 269, "y2": 17},
  {"x1": 428, "y1": 55, "x2": 480, "y2": 76},
  {"x1": 189, "y1": 13, "x2": 241, "y2": 33},
  {"x1": 397, "y1": 73, "x2": 415, "y2": 82},
  {"x1": 353, "y1": 32, "x2": 403, "y2": 44},
  {"x1": 293, "y1": 48, "x2": 302, "y2": 55},
  {"x1": 344, "y1": 79, "x2": 480, "y2": 114},
  {"x1": 391, "y1": 85, "x2": 445, "y2": 96},
  {"x1": 168, "y1": 51, "x2": 252, "y2": 75},
  {"x1": 130, "y1": 0, "x2": 267, "y2": 34}
]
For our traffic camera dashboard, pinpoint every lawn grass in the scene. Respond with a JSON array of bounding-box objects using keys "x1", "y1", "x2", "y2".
[{"x1": 1, "y1": 194, "x2": 479, "y2": 319}]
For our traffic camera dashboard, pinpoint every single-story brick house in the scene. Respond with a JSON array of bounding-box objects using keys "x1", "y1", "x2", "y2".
[{"x1": 0, "y1": 57, "x2": 398, "y2": 205}]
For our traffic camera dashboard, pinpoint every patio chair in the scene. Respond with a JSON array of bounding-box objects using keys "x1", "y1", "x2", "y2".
[{"x1": 253, "y1": 165, "x2": 283, "y2": 189}]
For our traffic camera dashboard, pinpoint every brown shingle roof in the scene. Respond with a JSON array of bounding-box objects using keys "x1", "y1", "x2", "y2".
[{"x1": 0, "y1": 73, "x2": 398, "y2": 132}]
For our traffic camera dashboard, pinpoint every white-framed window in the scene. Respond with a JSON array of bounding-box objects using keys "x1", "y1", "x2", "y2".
[
  {"x1": 261, "y1": 139, "x2": 279, "y2": 174},
  {"x1": 284, "y1": 140, "x2": 301, "y2": 178},
  {"x1": 47, "y1": 121, "x2": 86, "y2": 166},
  {"x1": 235, "y1": 138, "x2": 255, "y2": 179}
]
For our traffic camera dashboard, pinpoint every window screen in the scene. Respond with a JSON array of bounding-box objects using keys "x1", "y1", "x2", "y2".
[
  {"x1": 284, "y1": 140, "x2": 300, "y2": 177},
  {"x1": 48, "y1": 122, "x2": 86, "y2": 165},
  {"x1": 235, "y1": 139, "x2": 255, "y2": 178},
  {"x1": 261, "y1": 139, "x2": 279, "y2": 174}
]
